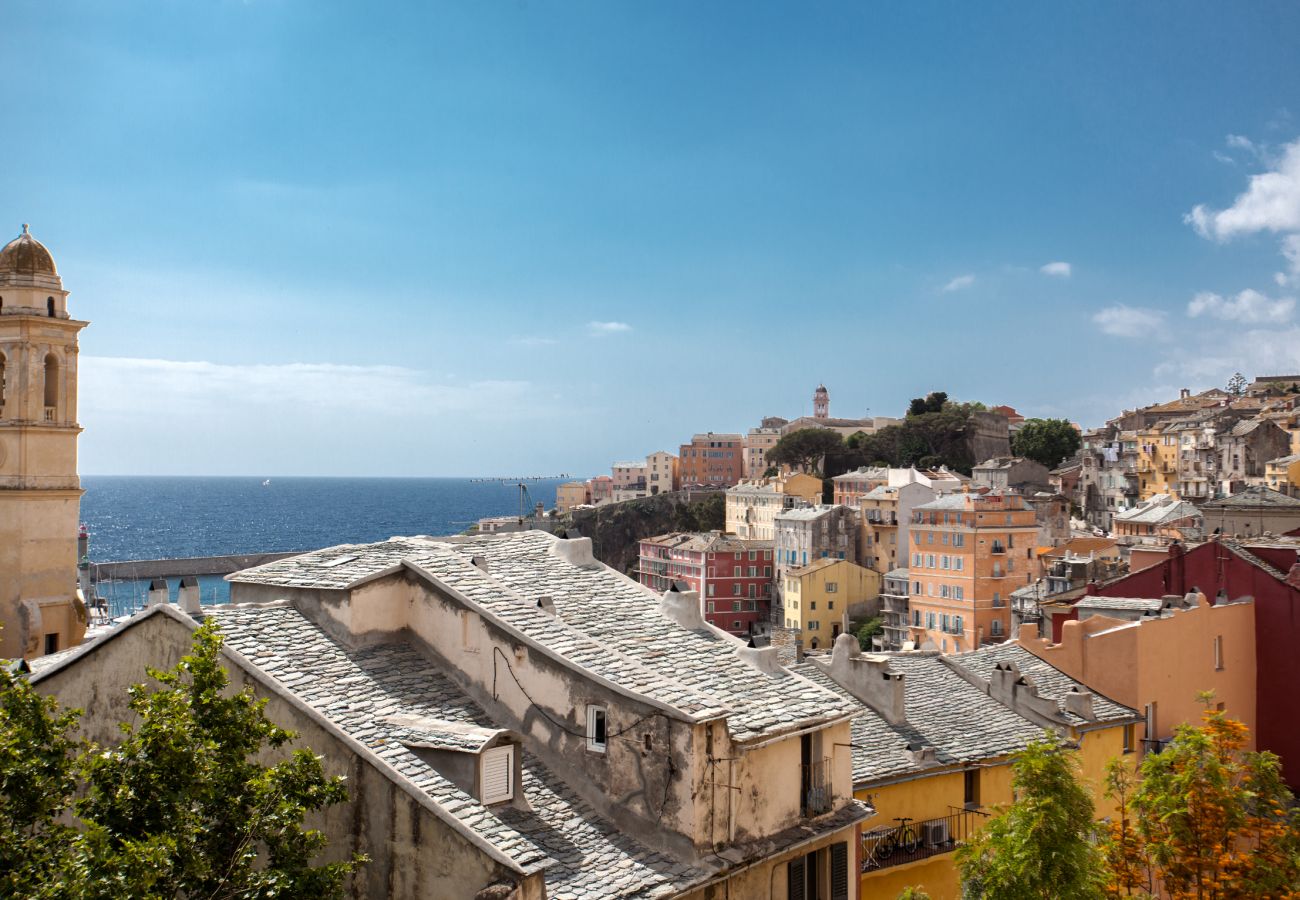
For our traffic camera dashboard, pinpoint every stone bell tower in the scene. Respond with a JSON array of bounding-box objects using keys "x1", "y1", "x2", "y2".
[
  {"x1": 813, "y1": 383, "x2": 830, "y2": 419},
  {"x1": 0, "y1": 225, "x2": 88, "y2": 659}
]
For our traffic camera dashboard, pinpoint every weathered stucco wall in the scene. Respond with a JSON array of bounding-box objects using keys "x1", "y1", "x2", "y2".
[{"x1": 32, "y1": 610, "x2": 538, "y2": 900}]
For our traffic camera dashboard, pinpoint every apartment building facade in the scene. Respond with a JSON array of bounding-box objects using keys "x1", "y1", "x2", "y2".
[
  {"x1": 725, "y1": 473, "x2": 823, "y2": 540},
  {"x1": 645, "y1": 450, "x2": 678, "y2": 495},
  {"x1": 779, "y1": 557, "x2": 879, "y2": 650},
  {"x1": 773, "y1": 505, "x2": 860, "y2": 624},
  {"x1": 907, "y1": 492, "x2": 1039, "y2": 653},
  {"x1": 636, "y1": 532, "x2": 774, "y2": 635},
  {"x1": 677, "y1": 433, "x2": 744, "y2": 486}
]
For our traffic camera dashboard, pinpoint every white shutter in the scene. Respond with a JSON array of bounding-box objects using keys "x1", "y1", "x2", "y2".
[{"x1": 481, "y1": 745, "x2": 514, "y2": 804}]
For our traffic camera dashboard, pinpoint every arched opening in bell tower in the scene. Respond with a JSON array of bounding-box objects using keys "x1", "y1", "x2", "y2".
[
  {"x1": 0, "y1": 351, "x2": 6, "y2": 417},
  {"x1": 47, "y1": 297, "x2": 55, "y2": 317},
  {"x1": 43, "y1": 353, "x2": 59, "y2": 420}
]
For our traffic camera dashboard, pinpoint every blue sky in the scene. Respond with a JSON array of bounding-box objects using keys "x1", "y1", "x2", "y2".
[{"x1": 5, "y1": 1, "x2": 1300, "y2": 476}]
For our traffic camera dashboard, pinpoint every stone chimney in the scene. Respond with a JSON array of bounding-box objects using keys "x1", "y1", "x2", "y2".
[
  {"x1": 177, "y1": 576, "x2": 201, "y2": 615},
  {"x1": 907, "y1": 743, "x2": 939, "y2": 766},
  {"x1": 987, "y1": 661, "x2": 1066, "y2": 725},
  {"x1": 146, "y1": 578, "x2": 169, "y2": 608},
  {"x1": 470, "y1": 555, "x2": 489, "y2": 574},
  {"x1": 535, "y1": 596, "x2": 556, "y2": 616},
  {"x1": 813, "y1": 633, "x2": 907, "y2": 725},
  {"x1": 1063, "y1": 687, "x2": 1097, "y2": 721},
  {"x1": 659, "y1": 583, "x2": 705, "y2": 631},
  {"x1": 736, "y1": 634, "x2": 782, "y2": 675}
]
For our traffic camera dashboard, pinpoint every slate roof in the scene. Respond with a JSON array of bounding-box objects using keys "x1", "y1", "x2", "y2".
[
  {"x1": 232, "y1": 532, "x2": 856, "y2": 744},
  {"x1": 1115, "y1": 499, "x2": 1202, "y2": 526},
  {"x1": 775, "y1": 505, "x2": 846, "y2": 522},
  {"x1": 1202, "y1": 486, "x2": 1300, "y2": 509},
  {"x1": 950, "y1": 643, "x2": 1137, "y2": 726},
  {"x1": 790, "y1": 654, "x2": 1042, "y2": 786},
  {"x1": 637, "y1": 532, "x2": 773, "y2": 553},
  {"x1": 206, "y1": 604, "x2": 703, "y2": 899}
]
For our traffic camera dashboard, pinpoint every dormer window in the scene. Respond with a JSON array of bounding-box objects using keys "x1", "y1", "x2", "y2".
[{"x1": 586, "y1": 705, "x2": 607, "y2": 753}]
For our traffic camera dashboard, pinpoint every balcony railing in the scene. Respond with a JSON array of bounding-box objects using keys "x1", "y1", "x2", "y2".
[
  {"x1": 990, "y1": 543, "x2": 1006, "y2": 554},
  {"x1": 44, "y1": 406, "x2": 57, "y2": 422},
  {"x1": 801, "y1": 758, "x2": 833, "y2": 816},
  {"x1": 1142, "y1": 737, "x2": 1171, "y2": 756},
  {"x1": 861, "y1": 808, "x2": 990, "y2": 873}
]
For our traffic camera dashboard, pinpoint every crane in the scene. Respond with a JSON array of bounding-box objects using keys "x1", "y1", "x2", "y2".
[{"x1": 470, "y1": 475, "x2": 572, "y2": 525}]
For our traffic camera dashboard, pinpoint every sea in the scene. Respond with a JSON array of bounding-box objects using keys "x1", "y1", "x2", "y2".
[{"x1": 81, "y1": 476, "x2": 566, "y2": 617}]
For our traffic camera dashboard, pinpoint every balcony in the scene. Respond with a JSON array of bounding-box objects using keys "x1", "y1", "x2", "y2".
[
  {"x1": 801, "y1": 758, "x2": 833, "y2": 816},
  {"x1": 989, "y1": 543, "x2": 1006, "y2": 555},
  {"x1": 1142, "y1": 737, "x2": 1171, "y2": 756},
  {"x1": 861, "y1": 808, "x2": 990, "y2": 873},
  {"x1": 44, "y1": 406, "x2": 57, "y2": 422}
]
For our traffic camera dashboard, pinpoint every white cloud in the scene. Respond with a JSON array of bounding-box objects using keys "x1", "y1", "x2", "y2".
[
  {"x1": 1279, "y1": 233, "x2": 1300, "y2": 287},
  {"x1": 1092, "y1": 305, "x2": 1165, "y2": 338},
  {"x1": 1212, "y1": 150, "x2": 1237, "y2": 166},
  {"x1": 1185, "y1": 138, "x2": 1300, "y2": 241},
  {"x1": 1040, "y1": 261, "x2": 1072, "y2": 278},
  {"x1": 942, "y1": 274, "x2": 975, "y2": 292},
  {"x1": 508, "y1": 336, "x2": 559, "y2": 347},
  {"x1": 1153, "y1": 326, "x2": 1300, "y2": 381},
  {"x1": 586, "y1": 321, "x2": 632, "y2": 336},
  {"x1": 1187, "y1": 288, "x2": 1295, "y2": 323}
]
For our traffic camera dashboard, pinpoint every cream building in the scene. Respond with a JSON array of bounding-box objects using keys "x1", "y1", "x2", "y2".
[
  {"x1": 644, "y1": 450, "x2": 678, "y2": 495},
  {"x1": 725, "y1": 473, "x2": 823, "y2": 540},
  {"x1": 0, "y1": 226, "x2": 88, "y2": 660}
]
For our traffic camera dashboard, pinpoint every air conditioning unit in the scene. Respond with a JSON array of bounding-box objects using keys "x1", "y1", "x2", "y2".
[{"x1": 923, "y1": 821, "x2": 951, "y2": 848}]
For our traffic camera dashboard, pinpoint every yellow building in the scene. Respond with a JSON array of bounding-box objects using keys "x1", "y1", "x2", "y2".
[
  {"x1": 0, "y1": 226, "x2": 88, "y2": 660},
  {"x1": 1135, "y1": 425, "x2": 1180, "y2": 499},
  {"x1": 1264, "y1": 452, "x2": 1300, "y2": 497},
  {"x1": 782, "y1": 558, "x2": 880, "y2": 650},
  {"x1": 795, "y1": 637, "x2": 1140, "y2": 899}
]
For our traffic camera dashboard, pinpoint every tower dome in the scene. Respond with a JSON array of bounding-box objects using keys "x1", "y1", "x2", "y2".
[{"x1": 0, "y1": 225, "x2": 58, "y2": 278}]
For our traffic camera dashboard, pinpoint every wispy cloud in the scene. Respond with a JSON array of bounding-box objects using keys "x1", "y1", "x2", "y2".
[
  {"x1": 1154, "y1": 326, "x2": 1300, "y2": 382},
  {"x1": 586, "y1": 321, "x2": 632, "y2": 336},
  {"x1": 1092, "y1": 305, "x2": 1165, "y2": 338},
  {"x1": 1187, "y1": 288, "x2": 1294, "y2": 323},
  {"x1": 942, "y1": 274, "x2": 975, "y2": 292},
  {"x1": 508, "y1": 336, "x2": 559, "y2": 347},
  {"x1": 1040, "y1": 261, "x2": 1072, "y2": 278}
]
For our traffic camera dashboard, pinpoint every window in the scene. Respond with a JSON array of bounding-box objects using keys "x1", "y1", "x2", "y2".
[
  {"x1": 733, "y1": 600, "x2": 741, "y2": 611},
  {"x1": 586, "y1": 706, "x2": 607, "y2": 752},
  {"x1": 747, "y1": 566, "x2": 757, "y2": 577},
  {"x1": 706, "y1": 601, "x2": 715, "y2": 612},
  {"x1": 733, "y1": 566, "x2": 741, "y2": 577},
  {"x1": 749, "y1": 550, "x2": 757, "y2": 561},
  {"x1": 1123, "y1": 724, "x2": 1135, "y2": 754},
  {"x1": 940, "y1": 584, "x2": 949, "y2": 599},
  {"x1": 955, "y1": 556, "x2": 964, "y2": 571},
  {"x1": 810, "y1": 601, "x2": 817, "y2": 610},
  {"x1": 43, "y1": 353, "x2": 59, "y2": 414},
  {"x1": 927, "y1": 532, "x2": 934, "y2": 544},
  {"x1": 707, "y1": 584, "x2": 715, "y2": 597},
  {"x1": 764, "y1": 566, "x2": 772, "y2": 577},
  {"x1": 748, "y1": 584, "x2": 756, "y2": 598},
  {"x1": 43, "y1": 633, "x2": 59, "y2": 655},
  {"x1": 954, "y1": 614, "x2": 963, "y2": 633},
  {"x1": 913, "y1": 610, "x2": 921, "y2": 626},
  {"x1": 926, "y1": 612, "x2": 936, "y2": 629},
  {"x1": 991, "y1": 619, "x2": 1002, "y2": 636},
  {"x1": 992, "y1": 592, "x2": 1002, "y2": 607},
  {"x1": 954, "y1": 586, "x2": 964, "y2": 600},
  {"x1": 964, "y1": 768, "x2": 981, "y2": 809},
  {"x1": 1144, "y1": 703, "x2": 1157, "y2": 744},
  {"x1": 825, "y1": 582, "x2": 838, "y2": 593},
  {"x1": 926, "y1": 554, "x2": 935, "y2": 568},
  {"x1": 481, "y1": 744, "x2": 515, "y2": 804},
  {"x1": 1214, "y1": 635, "x2": 1224, "y2": 670},
  {"x1": 732, "y1": 583, "x2": 741, "y2": 596},
  {"x1": 954, "y1": 533, "x2": 964, "y2": 547},
  {"x1": 941, "y1": 613, "x2": 949, "y2": 631}
]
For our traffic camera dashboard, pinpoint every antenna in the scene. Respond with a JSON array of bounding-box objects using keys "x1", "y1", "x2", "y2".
[{"x1": 470, "y1": 474, "x2": 572, "y2": 523}]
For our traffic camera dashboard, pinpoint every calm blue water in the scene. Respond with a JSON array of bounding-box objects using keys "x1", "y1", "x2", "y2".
[{"x1": 81, "y1": 476, "x2": 564, "y2": 615}]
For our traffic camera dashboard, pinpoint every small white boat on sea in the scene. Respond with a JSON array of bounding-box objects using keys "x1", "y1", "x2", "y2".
[{"x1": 262, "y1": 479, "x2": 271, "y2": 486}]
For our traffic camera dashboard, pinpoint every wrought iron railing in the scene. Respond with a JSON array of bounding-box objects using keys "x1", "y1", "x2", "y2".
[
  {"x1": 1142, "y1": 737, "x2": 1171, "y2": 756},
  {"x1": 860, "y1": 808, "x2": 990, "y2": 873}
]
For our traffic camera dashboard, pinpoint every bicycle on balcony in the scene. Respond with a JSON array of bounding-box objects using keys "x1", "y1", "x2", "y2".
[{"x1": 875, "y1": 817, "x2": 920, "y2": 859}]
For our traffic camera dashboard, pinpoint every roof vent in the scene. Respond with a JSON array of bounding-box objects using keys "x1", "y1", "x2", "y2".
[
  {"x1": 471, "y1": 555, "x2": 489, "y2": 574},
  {"x1": 536, "y1": 596, "x2": 556, "y2": 616}
]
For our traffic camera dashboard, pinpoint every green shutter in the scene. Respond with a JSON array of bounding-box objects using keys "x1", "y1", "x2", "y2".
[
  {"x1": 830, "y1": 842, "x2": 849, "y2": 900},
  {"x1": 787, "y1": 855, "x2": 806, "y2": 900}
]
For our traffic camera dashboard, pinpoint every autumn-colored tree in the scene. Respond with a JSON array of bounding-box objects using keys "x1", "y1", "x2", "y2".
[
  {"x1": 1109, "y1": 702, "x2": 1300, "y2": 899},
  {"x1": 1100, "y1": 758, "x2": 1150, "y2": 898}
]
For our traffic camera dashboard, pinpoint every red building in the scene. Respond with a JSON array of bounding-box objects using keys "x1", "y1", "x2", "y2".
[
  {"x1": 677, "y1": 433, "x2": 744, "y2": 487},
  {"x1": 637, "y1": 532, "x2": 774, "y2": 636},
  {"x1": 1076, "y1": 539, "x2": 1300, "y2": 788}
]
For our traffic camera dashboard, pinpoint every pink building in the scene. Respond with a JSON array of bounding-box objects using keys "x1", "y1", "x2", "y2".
[{"x1": 637, "y1": 532, "x2": 774, "y2": 636}]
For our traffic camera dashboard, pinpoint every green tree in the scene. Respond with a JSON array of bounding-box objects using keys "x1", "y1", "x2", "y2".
[
  {"x1": 690, "y1": 492, "x2": 725, "y2": 531},
  {"x1": 0, "y1": 658, "x2": 82, "y2": 894},
  {"x1": 855, "y1": 617, "x2": 883, "y2": 650},
  {"x1": 1011, "y1": 418, "x2": 1082, "y2": 469},
  {"x1": 0, "y1": 622, "x2": 364, "y2": 899},
  {"x1": 1226, "y1": 372, "x2": 1247, "y2": 397},
  {"x1": 957, "y1": 734, "x2": 1104, "y2": 900},
  {"x1": 1116, "y1": 705, "x2": 1300, "y2": 899},
  {"x1": 908, "y1": 391, "x2": 949, "y2": 416},
  {"x1": 897, "y1": 889, "x2": 933, "y2": 900},
  {"x1": 766, "y1": 428, "x2": 846, "y2": 475}
]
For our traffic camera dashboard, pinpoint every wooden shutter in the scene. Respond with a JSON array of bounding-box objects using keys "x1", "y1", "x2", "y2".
[
  {"x1": 481, "y1": 745, "x2": 514, "y2": 805},
  {"x1": 830, "y1": 842, "x2": 848, "y2": 900},
  {"x1": 787, "y1": 855, "x2": 806, "y2": 900}
]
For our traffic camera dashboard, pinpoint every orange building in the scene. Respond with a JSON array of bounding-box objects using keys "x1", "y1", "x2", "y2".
[
  {"x1": 907, "y1": 491, "x2": 1039, "y2": 653},
  {"x1": 677, "y1": 432, "x2": 744, "y2": 486}
]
